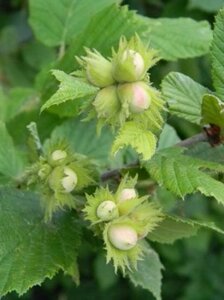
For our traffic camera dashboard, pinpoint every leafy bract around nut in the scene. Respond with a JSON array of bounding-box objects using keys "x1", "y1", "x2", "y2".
[
  {"x1": 26, "y1": 140, "x2": 96, "y2": 221},
  {"x1": 77, "y1": 48, "x2": 115, "y2": 88},
  {"x1": 112, "y1": 35, "x2": 159, "y2": 82},
  {"x1": 43, "y1": 35, "x2": 165, "y2": 160},
  {"x1": 84, "y1": 175, "x2": 163, "y2": 273}
]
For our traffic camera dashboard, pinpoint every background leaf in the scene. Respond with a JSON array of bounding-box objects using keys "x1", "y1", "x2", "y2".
[
  {"x1": 0, "y1": 187, "x2": 80, "y2": 296},
  {"x1": 141, "y1": 17, "x2": 212, "y2": 61},
  {"x1": 128, "y1": 243, "x2": 163, "y2": 300},
  {"x1": 149, "y1": 215, "x2": 224, "y2": 244},
  {"x1": 211, "y1": 9, "x2": 224, "y2": 100},
  {"x1": 29, "y1": 0, "x2": 119, "y2": 47},
  {"x1": 46, "y1": 118, "x2": 114, "y2": 166},
  {"x1": 145, "y1": 147, "x2": 224, "y2": 205},
  {"x1": 162, "y1": 72, "x2": 210, "y2": 124},
  {"x1": 157, "y1": 124, "x2": 180, "y2": 150},
  {"x1": 188, "y1": 0, "x2": 224, "y2": 13},
  {"x1": 0, "y1": 122, "x2": 25, "y2": 179}
]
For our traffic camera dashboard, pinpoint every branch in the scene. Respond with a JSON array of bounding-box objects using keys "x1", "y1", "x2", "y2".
[
  {"x1": 175, "y1": 132, "x2": 208, "y2": 147},
  {"x1": 100, "y1": 131, "x2": 210, "y2": 182}
]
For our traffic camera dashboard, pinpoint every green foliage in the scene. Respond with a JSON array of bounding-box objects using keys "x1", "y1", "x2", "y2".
[
  {"x1": 146, "y1": 147, "x2": 224, "y2": 205},
  {"x1": 149, "y1": 215, "x2": 224, "y2": 244},
  {"x1": 41, "y1": 70, "x2": 98, "y2": 113},
  {"x1": 0, "y1": 122, "x2": 25, "y2": 179},
  {"x1": 188, "y1": 0, "x2": 224, "y2": 13},
  {"x1": 112, "y1": 122, "x2": 157, "y2": 160},
  {"x1": 128, "y1": 243, "x2": 163, "y2": 300},
  {"x1": 1, "y1": 0, "x2": 224, "y2": 299},
  {"x1": 211, "y1": 9, "x2": 224, "y2": 100},
  {"x1": 0, "y1": 188, "x2": 80, "y2": 296},
  {"x1": 29, "y1": 0, "x2": 119, "y2": 47},
  {"x1": 161, "y1": 72, "x2": 210, "y2": 124},
  {"x1": 141, "y1": 17, "x2": 212, "y2": 61},
  {"x1": 201, "y1": 94, "x2": 224, "y2": 127}
]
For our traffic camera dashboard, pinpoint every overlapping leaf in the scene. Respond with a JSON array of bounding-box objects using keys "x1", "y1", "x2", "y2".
[
  {"x1": 149, "y1": 215, "x2": 224, "y2": 244},
  {"x1": 0, "y1": 188, "x2": 81, "y2": 296},
  {"x1": 146, "y1": 147, "x2": 224, "y2": 205},
  {"x1": 29, "y1": 0, "x2": 119, "y2": 47},
  {"x1": 129, "y1": 243, "x2": 163, "y2": 300},
  {"x1": 162, "y1": 72, "x2": 210, "y2": 124},
  {"x1": 141, "y1": 17, "x2": 212, "y2": 61},
  {"x1": 211, "y1": 9, "x2": 224, "y2": 100},
  {"x1": 41, "y1": 70, "x2": 98, "y2": 112}
]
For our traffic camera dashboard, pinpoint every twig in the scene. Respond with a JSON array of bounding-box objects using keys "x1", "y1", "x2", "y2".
[{"x1": 175, "y1": 132, "x2": 208, "y2": 148}]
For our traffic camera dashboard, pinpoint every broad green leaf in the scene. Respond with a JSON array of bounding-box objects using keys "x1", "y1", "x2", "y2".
[
  {"x1": 112, "y1": 122, "x2": 157, "y2": 161},
  {"x1": 59, "y1": 4, "x2": 147, "y2": 71},
  {"x1": 38, "y1": 4, "x2": 148, "y2": 118},
  {"x1": 188, "y1": 0, "x2": 224, "y2": 13},
  {"x1": 29, "y1": 0, "x2": 119, "y2": 47},
  {"x1": 141, "y1": 17, "x2": 212, "y2": 61},
  {"x1": 0, "y1": 87, "x2": 39, "y2": 122},
  {"x1": 162, "y1": 72, "x2": 210, "y2": 124},
  {"x1": 201, "y1": 94, "x2": 224, "y2": 127},
  {"x1": 149, "y1": 215, "x2": 224, "y2": 244},
  {"x1": 0, "y1": 122, "x2": 24, "y2": 179},
  {"x1": 145, "y1": 147, "x2": 224, "y2": 205},
  {"x1": 41, "y1": 70, "x2": 98, "y2": 112},
  {"x1": 46, "y1": 117, "x2": 113, "y2": 165},
  {"x1": 211, "y1": 9, "x2": 224, "y2": 100},
  {"x1": 158, "y1": 124, "x2": 180, "y2": 150},
  {"x1": 128, "y1": 243, "x2": 163, "y2": 300},
  {"x1": 0, "y1": 188, "x2": 80, "y2": 296}
]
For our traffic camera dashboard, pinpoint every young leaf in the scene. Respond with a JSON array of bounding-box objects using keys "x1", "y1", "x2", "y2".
[
  {"x1": 128, "y1": 243, "x2": 163, "y2": 300},
  {"x1": 148, "y1": 215, "x2": 224, "y2": 244},
  {"x1": 112, "y1": 122, "x2": 157, "y2": 161},
  {"x1": 162, "y1": 72, "x2": 210, "y2": 124},
  {"x1": 211, "y1": 8, "x2": 224, "y2": 99},
  {"x1": 0, "y1": 188, "x2": 81, "y2": 296},
  {"x1": 145, "y1": 147, "x2": 224, "y2": 205},
  {"x1": 41, "y1": 70, "x2": 98, "y2": 112},
  {"x1": 29, "y1": 0, "x2": 119, "y2": 47},
  {"x1": 201, "y1": 94, "x2": 224, "y2": 127},
  {"x1": 141, "y1": 17, "x2": 212, "y2": 61},
  {"x1": 0, "y1": 122, "x2": 25, "y2": 179}
]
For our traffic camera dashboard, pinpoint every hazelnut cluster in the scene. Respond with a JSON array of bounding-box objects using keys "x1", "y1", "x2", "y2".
[{"x1": 84, "y1": 175, "x2": 163, "y2": 273}]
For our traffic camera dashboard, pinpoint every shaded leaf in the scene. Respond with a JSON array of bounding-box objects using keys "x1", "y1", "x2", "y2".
[
  {"x1": 129, "y1": 243, "x2": 163, "y2": 300},
  {"x1": 149, "y1": 215, "x2": 224, "y2": 244},
  {"x1": 0, "y1": 188, "x2": 81, "y2": 296},
  {"x1": 0, "y1": 122, "x2": 25, "y2": 179}
]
